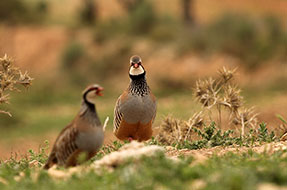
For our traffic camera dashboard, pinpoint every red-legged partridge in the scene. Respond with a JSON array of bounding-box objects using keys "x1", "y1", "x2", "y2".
[
  {"x1": 113, "y1": 55, "x2": 157, "y2": 141},
  {"x1": 44, "y1": 84, "x2": 104, "y2": 169}
]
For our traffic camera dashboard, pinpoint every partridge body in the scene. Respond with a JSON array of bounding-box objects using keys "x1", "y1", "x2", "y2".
[
  {"x1": 44, "y1": 84, "x2": 104, "y2": 169},
  {"x1": 113, "y1": 55, "x2": 156, "y2": 141}
]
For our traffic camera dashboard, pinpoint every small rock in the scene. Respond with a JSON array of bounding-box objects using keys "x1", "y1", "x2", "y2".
[{"x1": 0, "y1": 177, "x2": 8, "y2": 185}]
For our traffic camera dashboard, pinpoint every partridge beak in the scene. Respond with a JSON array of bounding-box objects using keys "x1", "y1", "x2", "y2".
[
  {"x1": 96, "y1": 87, "x2": 104, "y2": 96},
  {"x1": 134, "y1": 63, "x2": 139, "y2": 68}
]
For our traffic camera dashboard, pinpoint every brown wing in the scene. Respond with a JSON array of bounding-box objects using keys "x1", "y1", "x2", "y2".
[
  {"x1": 113, "y1": 98, "x2": 123, "y2": 133},
  {"x1": 44, "y1": 123, "x2": 79, "y2": 169},
  {"x1": 113, "y1": 91, "x2": 128, "y2": 134},
  {"x1": 150, "y1": 91, "x2": 157, "y2": 123}
]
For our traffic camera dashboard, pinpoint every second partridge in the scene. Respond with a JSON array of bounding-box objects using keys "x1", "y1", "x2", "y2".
[
  {"x1": 44, "y1": 84, "x2": 104, "y2": 169},
  {"x1": 113, "y1": 55, "x2": 156, "y2": 141}
]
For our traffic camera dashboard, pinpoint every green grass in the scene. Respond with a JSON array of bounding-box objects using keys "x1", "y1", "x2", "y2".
[
  {"x1": 0, "y1": 145, "x2": 287, "y2": 190},
  {"x1": 155, "y1": 120, "x2": 277, "y2": 150}
]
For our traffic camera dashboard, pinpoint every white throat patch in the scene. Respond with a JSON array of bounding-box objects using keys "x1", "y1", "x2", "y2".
[
  {"x1": 85, "y1": 91, "x2": 96, "y2": 104},
  {"x1": 129, "y1": 65, "x2": 145, "y2": 76}
]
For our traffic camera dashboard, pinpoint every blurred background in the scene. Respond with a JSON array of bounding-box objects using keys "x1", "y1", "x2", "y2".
[{"x1": 0, "y1": 0, "x2": 286, "y2": 158}]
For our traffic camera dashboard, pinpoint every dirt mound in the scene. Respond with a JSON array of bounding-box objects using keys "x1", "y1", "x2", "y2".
[{"x1": 166, "y1": 141, "x2": 287, "y2": 163}]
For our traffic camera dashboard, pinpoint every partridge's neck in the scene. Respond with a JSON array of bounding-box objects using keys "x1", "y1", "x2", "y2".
[
  {"x1": 81, "y1": 102, "x2": 102, "y2": 127},
  {"x1": 129, "y1": 74, "x2": 149, "y2": 96}
]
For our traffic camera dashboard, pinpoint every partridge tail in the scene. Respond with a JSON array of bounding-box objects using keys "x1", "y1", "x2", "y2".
[{"x1": 43, "y1": 152, "x2": 57, "y2": 170}]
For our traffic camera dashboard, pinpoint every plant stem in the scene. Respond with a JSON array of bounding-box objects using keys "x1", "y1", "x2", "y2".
[
  {"x1": 241, "y1": 114, "x2": 245, "y2": 136},
  {"x1": 217, "y1": 104, "x2": 222, "y2": 129}
]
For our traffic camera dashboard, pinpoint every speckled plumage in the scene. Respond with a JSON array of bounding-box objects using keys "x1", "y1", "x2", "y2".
[
  {"x1": 44, "y1": 85, "x2": 104, "y2": 169},
  {"x1": 113, "y1": 56, "x2": 156, "y2": 141}
]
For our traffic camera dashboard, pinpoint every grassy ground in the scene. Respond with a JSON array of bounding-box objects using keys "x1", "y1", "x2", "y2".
[{"x1": 1, "y1": 141, "x2": 287, "y2": 190}]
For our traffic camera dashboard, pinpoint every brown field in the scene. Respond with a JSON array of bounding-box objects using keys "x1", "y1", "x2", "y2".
[{"x1": 0, "y1": 0, "x2": 287, "y2": 159}]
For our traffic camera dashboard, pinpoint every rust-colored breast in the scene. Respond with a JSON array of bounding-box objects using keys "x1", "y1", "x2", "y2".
[{"x1": 114, "y1": 119, "x2": 153, "y2": 142}]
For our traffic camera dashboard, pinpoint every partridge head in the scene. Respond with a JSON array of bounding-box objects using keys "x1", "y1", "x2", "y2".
[{"x1": 129, "y1": 55, "x2": 145, "y2": 77}]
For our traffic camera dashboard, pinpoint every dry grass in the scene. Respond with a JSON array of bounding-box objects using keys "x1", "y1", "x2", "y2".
[
  {"x1": 156, "y1": 67, "x2": 259, "y2": 145},
  {"x1": 0, "y1": 54, "x2": 33, "y2": 116},
  {"x1": 155, "y1": 112, "x2": 204, "y2": 145},
  {"x1": 195, "y1": 67, "x2": 258, "y2": 134},
  {"x1": 166, "y1": 141, "x2": 287, "y2": 160}
]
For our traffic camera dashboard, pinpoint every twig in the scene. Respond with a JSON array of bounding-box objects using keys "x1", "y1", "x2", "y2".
[
  {"x1": 217, "y1": 104, "x2": 222, "y2": 129},
  {"x1": 103, "y1": 117, "x2": 109, "y2": 131},
  {"x1": 241, "y1": 114, "x2": 245, "y2": 137},
  {"x1": 0, "y1": 110, "x2": 12, "y2": 117}
]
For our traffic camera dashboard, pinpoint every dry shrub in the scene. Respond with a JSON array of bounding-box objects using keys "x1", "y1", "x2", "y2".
[
  {"x1": 155, "y1": 115, "x2": 188, "y2": 145},
  {"x1": 195, "y1": 67, "x2": 258, "y2": 135},
  {"x1": 155, "y1": 112, "x2": 204, "y2": 145},
  {"x1": 156, "y1": 67, "x2": 259, "y2": 146},
  {"x1": 0, "y1": 54, "x2": 33, "y2": 116}
]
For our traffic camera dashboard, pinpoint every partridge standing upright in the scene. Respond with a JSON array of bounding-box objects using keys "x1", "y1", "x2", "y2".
[
  {"x1": 44, "y1": 84, "x2": 104, "y2": 169},
  {"x1": 113, "y1": 55, "x2": 156, "y2": 141}
]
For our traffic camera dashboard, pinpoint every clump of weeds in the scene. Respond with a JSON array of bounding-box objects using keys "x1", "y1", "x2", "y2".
[{"x1": 155, "y1": 67, "x2": 277, "y2": 149}]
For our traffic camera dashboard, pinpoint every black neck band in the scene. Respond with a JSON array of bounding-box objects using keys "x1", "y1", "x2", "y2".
[
  {"x1": 129, "y1": 71, "x2": 146, "y2": 80},
  {"x1": 83, "y1": 91, "x2": 95, "y2": 112}
]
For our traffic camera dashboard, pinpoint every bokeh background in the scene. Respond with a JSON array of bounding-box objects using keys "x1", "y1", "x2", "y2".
[{"x1": 0, "y1": 0, "x2": 286, "y2": 158}]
